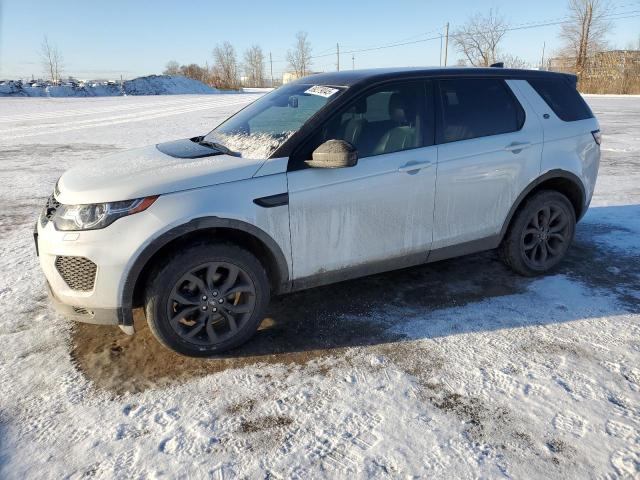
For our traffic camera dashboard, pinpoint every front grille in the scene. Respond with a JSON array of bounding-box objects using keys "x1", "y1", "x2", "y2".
[
  {"x1": 55, "y1": 256, "x2": 97, "y2": 291},
  {"x1": 41, "y1": 193, "x2": 61, "y2": 227}
]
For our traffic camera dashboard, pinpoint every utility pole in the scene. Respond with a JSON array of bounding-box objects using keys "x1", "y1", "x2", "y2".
[
  {"x1": 444, "y1": 22, "x2": 450, "y2": 67},
  {"x1": 269, "y1": 52, "x2": 274, "y2": 87},
  {"x1": 336, "y1": 43, "x2": 340, "y2": 71},
  {"x1": 540, "y1": 42, "x2": 546, "y2": 71},
  {"x1": 352, "y1": 54, "x2": 355, "y2": 70}
]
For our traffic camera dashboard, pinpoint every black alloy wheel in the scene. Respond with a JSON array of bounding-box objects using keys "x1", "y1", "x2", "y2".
[
  {"x1": 500, "y1": 190, "x2": 576, "y2": 276},
  {"x1": 145, "y1": 243, "x2": 270, "y2": 356},
  {"x1": 167, "y1": 261, "x2": 257, "y2": 346},
  {"x1": 521, "y1": 204, "x2": 572, "y2": 270}
]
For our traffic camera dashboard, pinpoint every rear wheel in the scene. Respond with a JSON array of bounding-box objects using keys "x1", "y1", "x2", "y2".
[
  {"x1": 500, "y1": 190, "x2": 576, "y2": 276},
  {"x1": 144, "y1": 243, "x2": 270, "y2": 357}
]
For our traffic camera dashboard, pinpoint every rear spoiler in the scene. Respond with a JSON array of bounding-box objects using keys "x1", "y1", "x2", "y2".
[{"x1": 563, "y1": 73, "x2": 579, "y2": 89}]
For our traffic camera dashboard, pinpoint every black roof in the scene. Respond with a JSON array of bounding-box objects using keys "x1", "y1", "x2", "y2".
[{"x1": 294, "y1": 67, "x2": 575, "y2": 88}]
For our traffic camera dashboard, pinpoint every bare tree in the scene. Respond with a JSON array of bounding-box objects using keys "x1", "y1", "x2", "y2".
[
  {"x1": 243, "y1": 45, "x2": 266, "y2": 87},
  {"x1": 500, "y1": 53, "x2": 529, "y2": 69},
  {"x1": 286, "y1": 31, "x2": 312, "y2": 78},
  {"x1": 163, "y1": 61, "x2": 212, "y2": 84},
  {"x1": 212, "y1": 41, "x2": 240, "y2": 89},
  {"x1": 559, "y1": 0, "x2": 612, "y2": 74},
  {"x1": 163, "y1": 60, "x2": 181, "y2": 76},
  {"x1": 181, "y1": 64, "x2": 209, "y2": 83},
  {"x1": 40, "y1": 36, "x2": 63, "y2": 84},
  {"x1": 453, "y1": 9, "x2": 507, "y2": 67}
]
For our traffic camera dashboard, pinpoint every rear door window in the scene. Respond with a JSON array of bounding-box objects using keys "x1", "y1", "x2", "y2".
[
  {"x1": 436, "y1": 78, "x2": 525, "y2": 144},
  {"x1": 528, "y1": 78, "x2": 593, "y2": 122}
]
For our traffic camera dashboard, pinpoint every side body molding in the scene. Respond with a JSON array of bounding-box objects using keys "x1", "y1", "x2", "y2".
[{"x1": 117, "y1": 217, "x2": 291, "y2": 326}]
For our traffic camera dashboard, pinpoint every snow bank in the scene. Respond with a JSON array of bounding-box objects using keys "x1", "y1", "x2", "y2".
[
  {"x1": 123, "y1": 75, "x2": 219, "y2": 96},
  {"x1": 0, "y1": 75, "x2": 220, "y2": 97}
]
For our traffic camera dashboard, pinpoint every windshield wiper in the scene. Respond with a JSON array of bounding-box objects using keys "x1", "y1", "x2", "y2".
[{"x1": 198, "y1": 139, "x2": 238, "y2": 156}]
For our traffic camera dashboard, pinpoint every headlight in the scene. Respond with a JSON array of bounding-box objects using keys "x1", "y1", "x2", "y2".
[{"x1": 52, "y1": 196, "x2": 158, "y2": 231}]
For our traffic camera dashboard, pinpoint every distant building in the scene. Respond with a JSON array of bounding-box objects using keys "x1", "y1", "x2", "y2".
[
  {"x1": 282, "y1": 71, "x2": 322, "y2": 84},
  {"x1": 282, "y1": 71, "x2": 300, "y2": 84}
]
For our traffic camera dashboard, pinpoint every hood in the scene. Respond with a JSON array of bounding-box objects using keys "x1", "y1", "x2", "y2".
[{"x1": 56, "y1": 139, "x2": 267, "y2": 205}]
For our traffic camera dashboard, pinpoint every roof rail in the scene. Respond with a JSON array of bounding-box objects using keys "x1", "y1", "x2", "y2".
[{"x1": 490, "y1": 62, "x2": 504, "y2": 68}]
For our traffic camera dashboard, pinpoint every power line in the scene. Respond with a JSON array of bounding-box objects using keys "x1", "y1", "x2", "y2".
[
  {"x1": 308, "y1": 10, "x2": 640, "y2": 60},
  {"x1": 338, "y1": 28, "x2": 442, "y2": 52},
  {"x1": 268, "y1": 8, "x2": 640, "y2": 67}
]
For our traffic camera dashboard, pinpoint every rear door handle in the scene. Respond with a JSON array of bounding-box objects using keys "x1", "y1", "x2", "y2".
[
  {"x1": 504, "y1": 142, "x2": 531, "y2": 153},
  {"x1": 398, "y1": 161, "x2": 432, "y2": 173}
]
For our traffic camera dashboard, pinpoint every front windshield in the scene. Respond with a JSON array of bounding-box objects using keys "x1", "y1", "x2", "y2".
[{"x1": 204, "y1": 83, "x2": 343, "y2": 158}]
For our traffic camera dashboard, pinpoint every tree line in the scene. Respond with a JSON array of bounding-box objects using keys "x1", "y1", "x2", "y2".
[{"x1": 164, "y1": 32, "x2": 312, "y2": 90}]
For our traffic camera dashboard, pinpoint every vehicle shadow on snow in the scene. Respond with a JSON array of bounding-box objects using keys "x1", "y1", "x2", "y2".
[{"x1": 70, "y1": 205, "x2": 640, "y2": 394}]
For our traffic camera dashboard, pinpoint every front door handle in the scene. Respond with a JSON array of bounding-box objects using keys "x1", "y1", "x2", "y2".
[
  {"x1": 504, "y1": 142, "x2": 531, "y2": 153},
  {"x1": 398, "y1": 161, "x2": 432, "y2": 173}
]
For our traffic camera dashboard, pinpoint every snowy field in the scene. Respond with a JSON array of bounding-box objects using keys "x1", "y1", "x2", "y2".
[{"x1": 0, "y1": 94, "x2": 638, "y2": 479}]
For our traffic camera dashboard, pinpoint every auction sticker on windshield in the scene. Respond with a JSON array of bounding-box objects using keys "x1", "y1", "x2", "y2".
[{"x1": 304, "y1": 85, "x2": 339, "y2": 98}]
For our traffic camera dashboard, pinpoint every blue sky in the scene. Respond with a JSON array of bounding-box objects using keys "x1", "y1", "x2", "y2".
[{"x1": 0, "y1": 0, "x2": 638, "y2": 79}]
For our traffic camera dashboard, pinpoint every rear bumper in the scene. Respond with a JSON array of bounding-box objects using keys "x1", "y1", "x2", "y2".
[{"x1": 45, "y1": 280, "x2": 119, "y2": 325}]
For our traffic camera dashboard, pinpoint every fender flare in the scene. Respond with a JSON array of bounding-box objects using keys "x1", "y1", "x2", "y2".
[
  {"x1": 117, "y1": 217, "x2": 290, "y2": 326},
  {"x1": 499, "y1": 169, "x2": 586, "y2": 240}
]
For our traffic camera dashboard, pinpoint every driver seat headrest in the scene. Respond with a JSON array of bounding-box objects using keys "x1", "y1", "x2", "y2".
[
  {"x1": 388, "y1": 93, "x2": 410, "y2": 116},
  {"x1": 349, "y1": 97, "x2": 367, "y2": 114}
]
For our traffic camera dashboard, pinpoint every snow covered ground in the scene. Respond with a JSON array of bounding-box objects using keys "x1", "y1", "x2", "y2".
[{"x1": 0, "y1": 94, "x2": 638, "y2": 479}]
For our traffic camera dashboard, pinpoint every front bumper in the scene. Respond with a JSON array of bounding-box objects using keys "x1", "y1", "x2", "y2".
[
  {"x1": 36, "y1": 203, "x2": 165, "y2": 328},
  {"x1": 45, "y1": 280, "x2": 119, "y2": 325}
]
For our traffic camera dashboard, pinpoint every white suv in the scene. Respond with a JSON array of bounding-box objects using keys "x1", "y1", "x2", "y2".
[{"x1": 36, "y1": 67, "x2": 601, "y2": 356}]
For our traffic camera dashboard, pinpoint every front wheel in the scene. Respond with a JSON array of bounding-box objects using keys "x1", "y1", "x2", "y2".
[
  {"x1": 500, "y1": 190, "x2": 576, "y2": 276},
  {"x1": 144, "y1": 243, "x2": 270, "y2": 357}
]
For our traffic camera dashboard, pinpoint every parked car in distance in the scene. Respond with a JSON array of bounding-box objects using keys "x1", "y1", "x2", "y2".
[{"x1": 36, "y1": 67, "x2": 601, "y2": 357}]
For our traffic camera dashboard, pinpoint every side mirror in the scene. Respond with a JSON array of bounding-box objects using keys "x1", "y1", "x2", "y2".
[{"x1": 305, "y1": 140, "x2": 358, "y2": 169}]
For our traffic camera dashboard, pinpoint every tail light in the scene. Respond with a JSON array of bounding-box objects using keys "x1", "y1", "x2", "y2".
[{"x1": 591, "y1": 130, "x2": 602, "y2": 145}]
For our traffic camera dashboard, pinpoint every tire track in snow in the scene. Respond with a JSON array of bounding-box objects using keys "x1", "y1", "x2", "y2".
[
  {"x1": 0, "y1": 96, "x2": 240, "y2": 122},
  {"x1": 0, "y1": 97, "x2": 251, "y2": 134},
  {"x1": 0, "y1": 97, "x2": 258, "y2": 140}
]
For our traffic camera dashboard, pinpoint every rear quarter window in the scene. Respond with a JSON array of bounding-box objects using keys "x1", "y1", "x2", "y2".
[{"x1": 528, "y1": 78, "x2": 594, "y2": 122}]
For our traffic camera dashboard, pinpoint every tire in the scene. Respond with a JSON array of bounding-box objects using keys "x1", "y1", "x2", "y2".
[
  {"x1": 144, "y1": 242, "x2": 270, "y2": 357},
  {"x1": 500, "y1": 190, "x2": 576, "y2": 277}
]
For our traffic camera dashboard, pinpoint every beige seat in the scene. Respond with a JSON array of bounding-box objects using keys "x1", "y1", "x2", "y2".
[
  {"x1": 373, "y1": 126, "x2": 416, "y2": 155},
  {"x1": 340, "y1": 98, "x2": 367, "y2": 145},
  {"x1": 373, "y1": 93, "x2": 416, "y2": 155}
]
